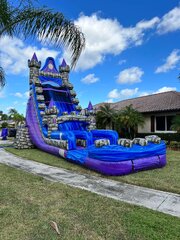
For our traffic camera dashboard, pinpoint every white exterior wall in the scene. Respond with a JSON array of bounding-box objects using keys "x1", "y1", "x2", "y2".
[
  {"x1": 138, "y1": 112, "x2": 179, "y2": 133},
  {"x1": 138, "y1": 115, "x2": 151, "y2": 133}
]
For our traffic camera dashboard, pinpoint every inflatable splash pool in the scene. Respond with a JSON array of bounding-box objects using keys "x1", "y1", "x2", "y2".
[{"x1": 25, "y1": 54, "x2": 166, "y2": 175}]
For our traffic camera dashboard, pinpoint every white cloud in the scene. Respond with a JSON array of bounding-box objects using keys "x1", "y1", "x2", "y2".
[
  {"x1": 0, "y1": 91, "x2": 5, "y2": 98},
  {"x1": 136, "y1": 17, "x2": 160, "y2": 30},
  {"x1": 157, "y1": 6, "x2": 180, "y2": 34},
  {"x1": 155, "y1": 49, "x2": 180, "y2": 73},
  {"x1": 108, "y1": 88, "x2": 139, "y2": 99},
  {"x1": 13, "y1": 101, "x2": 18, "y2": 105},
  {"x1": 63, "y1": 14, "x2": 160, "y2": 71},
  {"x1": 107, "y1": 86, "x2": 177, "y2": 103},
  {"x1": 0, "y1": 93, "x2": 5, "y2": 98},
  {"x1": 81, "y1": 73, "x2": 99, "y2": 84},
  {"x1": 139, "y1": 87, "x2": 177, "y2": 96},
  {"x1": 120, "y1": 88, "x2": 139, "y2": 96},
  {"x1": 118, "y1": 59, "x2": 126, "y2": 65},
  {"x1": 64, "y1": 7, "x2": 180, "y2": 71},
  {"x1": 117, "y1": 67, "x2": 144, "y2": 84},
  {"x1": 14, "y1": 92, "x2": 23, "y2": 98},
  {"x1": 139, "y1": 91, "x2": 150, "y2": 97},
  {"x1": 13, "y1": 91, "x2": 29, "y2": 98},
  {"x1": 24, "y1": 91, "x2": 29, "y2": 98},
  {"x1": 153, "y1": 86, "x2": 176, "y2": 94},
  {"x1": 106, "y1": 98, "x2": 114, "y2": 103},
  {"x1": 0, "y1": 36, "x2": 59, "y2": 75},
  {"x1": 108, "y1": 89, "x2": 120, "y2": 99}
]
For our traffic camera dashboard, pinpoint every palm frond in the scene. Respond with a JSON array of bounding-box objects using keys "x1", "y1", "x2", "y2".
[
  {"x1": 0, "y1": 0, "x2": 14, "y2": 36},
  {"x1": 0, "y1": 66, "x2": 5, "y2": 88},
  {"x1": 0, "y1": 6, "x2": 85, "y2": 68},
  {"x1": 8, "y1": 108, "x2": 18, "y2": 115}
]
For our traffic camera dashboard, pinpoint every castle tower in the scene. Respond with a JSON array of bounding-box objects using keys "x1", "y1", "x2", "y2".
[
  {"x1": 85, "y1": 101, "x2": 94, "y2": 116},
  {"x1": 59, "y1": 59, "x2": 70, "y2": 86},
  {"x1": 86, "y1": 101, "x2": 96, "y2": 130},
  {"x1": 87, "y1": 101, "x2": 93, "y2": 113},
  {"x1": 28, "y1": 53, "x2": 41, "y2": 85}
]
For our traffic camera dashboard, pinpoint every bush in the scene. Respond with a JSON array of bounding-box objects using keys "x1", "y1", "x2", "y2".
[
  {"x1": 169, "y1": 141, "x2": 180, "y2": 150},
  {"x1": 169, "y1": 141, "x2": 180, "y2": 147},
  {"x1": 1, "y1": 122, "x2": 8, "y2": 128},
  {"x1": 136, "y1": 132, "x2": 180, "y2": 143}
]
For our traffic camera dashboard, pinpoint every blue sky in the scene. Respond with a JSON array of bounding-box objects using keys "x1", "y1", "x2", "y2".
[{"x1": 0, "y1": 0, "x2": 180, "y2": 115}]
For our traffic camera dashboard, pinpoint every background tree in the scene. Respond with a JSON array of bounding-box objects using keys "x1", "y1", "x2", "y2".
[
  {"x1": 171, "y1": 115, "x2": 180, "y2": 133},
  {"x1": 0, "y1": 0, "x2": 85, "y2": 88},
  {"x1": 95, "y1": 103, "x2": 117, "y2": 130},
  {"x1": 7, "y1": 108, "x2": 25, "y2": 127},
  {"x1": 116, "y1": 105, "x2": 144, "y2": 138},
  {"x1": 1, "y1": 121, "x2": 8, "y2": 128},
  {"x1": 8, "y1": 108, "x2": 18, "y2": 119},
  {"x1": 1, "y1": 113, "x2": 8, "y2": 120},
  {"x1": 13, "y1": 113, "x2": 25, "y2": 127}
]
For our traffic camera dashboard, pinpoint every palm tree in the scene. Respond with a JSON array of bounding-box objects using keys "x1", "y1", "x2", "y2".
[
  {"x1": 171, "y1": 115, "x2": 180, "y2": 133},
  {"x1": 0, "y1": 0, "x2": 85, "y2": 87},
  {"x1": 13, "y1": 113, "x2": 25, "y2": 127},
  {"x1": 7, "y1": 108, "x2": 25, "y2": 127},
  {"x1": 1, "y1": 113, "x2": 8, "y2": 120},
  {"x1": 96, "y1": 103, "x2": 116, "y2": 130},
  {"x1": 8, "y1": 108, "x2": 18, "y2": 120},
  {"x1": 8, "y1": 108, "x2": 18, "y2": 116},
  {"x1": 117, "y1": 104, "x2": 144, "y2": 138}
]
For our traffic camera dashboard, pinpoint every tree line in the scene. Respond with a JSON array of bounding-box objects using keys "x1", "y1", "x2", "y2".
[
  {"x1": 0, "y1": 108, "x2": 24, "y2": 128},
  {"x1": 96, "y1": 103, "x2": 180, "y2": 137},
  {"x1": 96, "y1": 103, "x2": 144, "y2": 138}
]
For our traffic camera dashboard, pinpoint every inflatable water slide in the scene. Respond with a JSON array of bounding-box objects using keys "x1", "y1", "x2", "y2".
[{"x1": 25, "y1": 53, "x2": 166, "y2": 175}]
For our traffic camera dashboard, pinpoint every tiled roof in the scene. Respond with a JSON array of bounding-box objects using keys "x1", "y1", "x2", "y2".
[{"x1": 95, "y1": 91, "x2": 180, "y2": 113}]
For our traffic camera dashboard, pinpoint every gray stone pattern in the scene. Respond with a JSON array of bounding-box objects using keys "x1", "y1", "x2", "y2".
[
  {"x1": 15, "y1": 56, "x2": 96, "y2": 150},
  {"x1": 14, "y1": 125, "x2": 34, "y2": 149}
]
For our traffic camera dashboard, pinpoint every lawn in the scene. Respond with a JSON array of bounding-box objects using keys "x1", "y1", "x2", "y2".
[
  {"x1": 5, "y1": 148, "x2": 180, "y2": 194},
  {"x1": 0, "y1": 164, "x2": 179, "y2": 240}
]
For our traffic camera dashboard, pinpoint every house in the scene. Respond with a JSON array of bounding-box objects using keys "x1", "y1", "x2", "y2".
[{"x1": 95, "y1": 91, "x2": 180, "y2": 133}]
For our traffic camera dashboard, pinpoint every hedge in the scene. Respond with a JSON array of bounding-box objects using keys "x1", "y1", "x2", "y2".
[{"x1": 169, "y1": 141, "x2": 180, "y2": 148}]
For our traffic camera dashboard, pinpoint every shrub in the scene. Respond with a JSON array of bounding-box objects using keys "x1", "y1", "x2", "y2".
[
  {"x1": 169, "y1": 141, "x2": 180, "y2": 150},
  {"x1": 1, "y1": 122, "x2": 8, "y2": 128}
]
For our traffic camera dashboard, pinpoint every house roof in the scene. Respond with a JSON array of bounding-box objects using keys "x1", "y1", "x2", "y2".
[{"x1": 95, "y1": 91, "x2": 180, "y2": 113}]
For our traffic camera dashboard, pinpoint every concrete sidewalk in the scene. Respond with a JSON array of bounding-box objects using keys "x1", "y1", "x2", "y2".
[{"x1": 0, "y1": 148, "x2": 179, "y2": 217}]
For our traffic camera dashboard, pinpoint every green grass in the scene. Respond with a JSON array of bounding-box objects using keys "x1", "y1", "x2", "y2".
[
  {"x1": 5, "y1": 148, "x2": 180, "y2": 194},
  {"x1": 0, "y1": 164, "x2": 180, "y2": 240}
]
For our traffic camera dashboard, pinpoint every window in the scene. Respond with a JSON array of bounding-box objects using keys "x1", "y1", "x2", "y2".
[
  {"x1": 167, "y1": 116, "x2": 174, "y2": 131},
  {"x1": 156, "y1": 116, "x2": 165, "y2": 131},
  {"x1": 155, "y1": 115, "x2": 175, "y2": 132}
]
